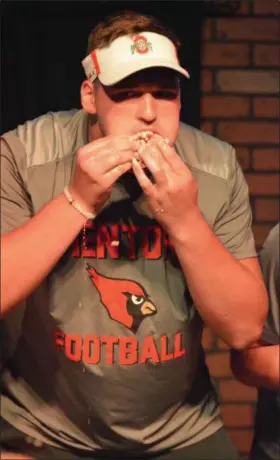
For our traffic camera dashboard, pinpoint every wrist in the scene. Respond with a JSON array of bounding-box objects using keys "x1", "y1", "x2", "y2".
[
  {"x1": 64, "y1": 186, "x2": 96, "y2": 220},
  {"x1": 168, "y1": 208, "x2": 208, "y2": 246}
]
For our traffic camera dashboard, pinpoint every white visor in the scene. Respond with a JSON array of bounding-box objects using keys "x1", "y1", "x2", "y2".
[{"x1": 82, "y1": 32, "x2": 190, "y2": 86}]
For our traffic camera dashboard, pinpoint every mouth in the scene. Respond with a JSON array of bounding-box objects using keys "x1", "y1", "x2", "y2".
[
  {"x1": 132, "y1": 130, "x2": 156, "y2": 139},
  {"x1": 133, "y1": 130, "x2": 161, "y2": 155},
  {"x1": 131, "y1": 131, "x2": 170, "y2": 169}
]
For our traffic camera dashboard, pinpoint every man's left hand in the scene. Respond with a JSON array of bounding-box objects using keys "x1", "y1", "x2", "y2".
[{"x1": 132, "y1": 137, "x2": 200, "y2": 240}]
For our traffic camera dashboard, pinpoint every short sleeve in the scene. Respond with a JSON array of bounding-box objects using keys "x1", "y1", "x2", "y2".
[
  {"x1": 214, "y1": 147, "x2": 257, "y2": 259},
  {"x1": 259, "y1": 224, "x2": 280, "y2": 345},
  {"x1": 0, "y1": 136, "x2": 33, "y2": 235}
]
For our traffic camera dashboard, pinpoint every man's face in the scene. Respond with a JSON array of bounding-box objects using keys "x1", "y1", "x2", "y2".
[{"x1": 92, "y1": 68, "x2": 181, "y2": 145}]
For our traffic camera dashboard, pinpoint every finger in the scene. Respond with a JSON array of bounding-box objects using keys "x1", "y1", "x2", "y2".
[
  {"x1": 86, "y1": 148, "x2": 135, "y2": 173},
  {"x1": 84, "y1": 135, "x2": 140, "y2": 156},
  {"x1": 103, "y1": 161, "x2": 132, "y2": 186},
  {"x1": 139, "y1": 145, "x2": 170, "y2": 185},
  {"x1": 114, "y1": 135, "x2": 141, "y2": 152},
  {"x1": 155, "y1": 139, "x2": 187, "y2": 174},
  {"x1": 147, "y1": 143, "x2": 172, "y2": 175},
  {"x1": 150, "y1": 133, "x2": 171, "y2": 146},
  {"x1": 131, "y1": 158, "x2": 155, "y2": 196}
]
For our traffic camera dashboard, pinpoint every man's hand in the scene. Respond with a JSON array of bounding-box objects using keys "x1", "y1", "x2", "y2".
[
  {"x1": 132, "y1": 136, "x2": 198, "y2": 240},
  {"x1": 69, "y1": 135, "x2": 140, "y2": 215}
]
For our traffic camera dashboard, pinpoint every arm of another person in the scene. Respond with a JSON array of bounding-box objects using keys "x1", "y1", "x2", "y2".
[
  {"x1": 231, "y1": 342, "x2": 279, "y2": 390},
  {"x1": 231, "y1": 224, "x2": 280, "y2": 390}
]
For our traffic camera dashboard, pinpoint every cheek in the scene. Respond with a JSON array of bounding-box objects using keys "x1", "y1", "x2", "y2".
[
  {"x1": 159, "y1": 101, "x2": 180, "y2": 143},
  {"x1": 99, "y1": 105, "x2": 136, "y2": 136}
]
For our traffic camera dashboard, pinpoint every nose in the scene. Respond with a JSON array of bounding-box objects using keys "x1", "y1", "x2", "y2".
[{"x1": 136, "y1": 93, "x2": 157, "y2": 124}]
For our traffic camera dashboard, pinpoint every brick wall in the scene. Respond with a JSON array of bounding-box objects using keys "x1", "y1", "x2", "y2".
[{"x1": 200, "y1": 0, "x2": 280, "y2": 458}]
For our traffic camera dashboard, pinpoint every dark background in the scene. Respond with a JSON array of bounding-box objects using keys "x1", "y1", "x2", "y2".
[{"x1": 0, "y1": 0, "x2": 203, "y2": 134}]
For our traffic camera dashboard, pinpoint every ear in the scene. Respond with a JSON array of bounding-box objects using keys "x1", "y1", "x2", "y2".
[{"x1": 80, "y1": 80, "x2": 96, "y2": 114}]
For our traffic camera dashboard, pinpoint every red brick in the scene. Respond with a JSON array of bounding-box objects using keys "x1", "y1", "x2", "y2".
[
  {"x1": 206, "y1": 352, "x2": 232, "y2": 378},
  {"x1": 200, "y1": 121, "x2": 214, "y2": 135},
  {"x1": 252, "y1": 149, "x2": 280, "y2": 171},
  {"x1": 202, "y1": 327, "x2": 214, "y2": 351},
  {"x1": 236, "y1": 0, "x2": 252, "y2": 15},
  {"x1": 254, "y1": 0, "x2": 280, "y2": 15},
  {"x1": 220, "y1": 380, "x2": 257, "y2": 402},
  {"x1": 216, "y1": 18, "x2": 280, "y2": 41},
  {"x1": 203, "y1": 18, "x2": 214, "y2": 40},
  {"x1": 217, "y1": 70, "x2": 280, "y2": 94},
  {"x1": 202, "y1": 43, "x2": 249, "y2": 67},
  {"x1": 246, "y1": 173, "x2": 280, "y2": 195},
  {"x1": 201, "y1": 96, "x2": 250, "y2": 118},
  {"x1": 253, "y1": 224, "x2": 275, "y2": 247},
  {"x1": 254, "y1": 44, "x2": 280, "y2": 67},
  {"x1": 201, "y1": 69, "x2": 213, "y2": 93},
  {"x1": 217, "y1": 121, "x2": 279, "y2": 144},
  {"x1": 221, "y1": 404, "x2": 254, "y2": 428},
  {"x1": 255, "y1": 198, "x2": 280, "y2": 222},
  {"x1": 228, "y1": 429, "x2": 254, "y2": 453},
  {"x1": 253, "y1": 97, "x2": 280, "y2": 118},
  {"x1": 235, "y1": 148, "x2": 251, "y2": 172}
]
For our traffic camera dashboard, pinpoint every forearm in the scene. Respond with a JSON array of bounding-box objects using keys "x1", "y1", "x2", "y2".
[
  {"x1": 231, "y1": 345, "x2": 280, "y2": 390},
  {"x1": 1, "y1": 193, "x2": 86, "y2": 315},
  {"x1": 170, "y1": 210, "x2": 268, "y2": 349}
]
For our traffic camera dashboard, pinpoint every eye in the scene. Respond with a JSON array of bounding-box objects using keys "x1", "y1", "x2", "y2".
[
  {"x1": 110, "y1": 91, "x2": 142, "y2": 102},
  {"x1": 152, "y1": 90, "x2": 178, "y2": 100},
  {"x1": 131, "y1": 295, "x2": 144, "y2": 305}
]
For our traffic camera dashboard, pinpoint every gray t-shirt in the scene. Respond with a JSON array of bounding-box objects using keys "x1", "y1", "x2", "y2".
[
  {"x1": 0, "y1": 110, "x2": 257, "y2": 456},
  {"x1": 251, "y1": 223, "x2": 280, "y2": 460}
]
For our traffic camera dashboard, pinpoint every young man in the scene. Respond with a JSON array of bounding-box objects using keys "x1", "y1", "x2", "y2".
[
  {"x1": 1, "y1": 10, "x2": 268, "y2": 460},
  {"x1": 231, "y1": 223, "x2": 279, "y2": 460}
]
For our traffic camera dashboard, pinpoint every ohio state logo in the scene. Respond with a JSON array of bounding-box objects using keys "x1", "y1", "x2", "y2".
[{"x1": 131, "y1": 35, "x2": 153, "y2": 55}]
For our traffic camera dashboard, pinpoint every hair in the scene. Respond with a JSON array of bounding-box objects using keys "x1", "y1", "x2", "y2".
[{"x1": 86, "y1": 10, "x2": 181, "y2": 54}]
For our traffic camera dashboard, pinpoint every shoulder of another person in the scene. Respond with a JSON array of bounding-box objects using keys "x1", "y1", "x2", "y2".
[
  {"x1": 176, "y1": 121, "x2": 237, "y2": 182},
  {"x1": 264, "y1": 223, "x2": 280, "y2": 249},
  {"x1": 1, "y1": 109, "x2": 85, "y2": 168},
  {"x1": 261, "y1": 223, "x2": 280, "y2": 260}
]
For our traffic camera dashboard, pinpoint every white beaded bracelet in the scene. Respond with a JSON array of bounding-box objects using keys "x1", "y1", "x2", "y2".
[{"x1": 63, "y1": 186, "x2": 96, "y2": 220}]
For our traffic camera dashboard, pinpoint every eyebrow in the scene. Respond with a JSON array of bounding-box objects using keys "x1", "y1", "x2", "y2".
[
  {"x1": 110, "y1": 74, "x2": 180, "y2": 91},
  {"x1": 110, "y1": 86, "x2": 179, "y2": 92},
  {"x1": 109, "y1": 80, "x2": 180, "y2": 92}
]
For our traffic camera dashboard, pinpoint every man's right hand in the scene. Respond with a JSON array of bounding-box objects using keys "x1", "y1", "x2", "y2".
[{"x1": 69, "y1": 135, "x2": 140, "y2": 215}]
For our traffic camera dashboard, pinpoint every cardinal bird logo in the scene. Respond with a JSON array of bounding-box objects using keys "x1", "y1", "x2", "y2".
[{"x1": 87, "y1": 265, "x2": 157, "y2": 332}]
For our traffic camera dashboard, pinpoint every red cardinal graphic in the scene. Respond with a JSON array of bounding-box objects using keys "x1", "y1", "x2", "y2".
[{"x1": 87, "y1": 265, "x2": 157, "y2": 332}]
